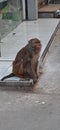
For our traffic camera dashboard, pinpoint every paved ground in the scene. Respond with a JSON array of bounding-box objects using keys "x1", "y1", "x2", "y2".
[
  {"x1": 0, "y1": 92, "x2": 60, "y2": 130},
  {"x1": 0, "y1": 19, "x2": 60, "y2": 130},
  {"x1": 34, "y1": 24, "x2": 60, "y2": 94}
]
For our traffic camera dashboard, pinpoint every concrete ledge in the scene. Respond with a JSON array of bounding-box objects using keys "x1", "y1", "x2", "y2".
[
  {"x1": 38, "y1": 12, "x2": 55, "y2": 18},
  {"x1": 0, "y1": 79, "x2": 34, "y2": 90},
  {"x1": 40, "y1": 20, "x2": 60, "y2": 63},
  {"x1": 0, "y1": 20, "x2": 60, "y2": 90}
]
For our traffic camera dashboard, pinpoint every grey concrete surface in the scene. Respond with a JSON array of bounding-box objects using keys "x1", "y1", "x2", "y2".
[
  {"x1": 34, "y1": 24, "x2": 60, "y2": 95},
  {"x1": 0, "y1": 92, "x2": 60, "y2": 130}
]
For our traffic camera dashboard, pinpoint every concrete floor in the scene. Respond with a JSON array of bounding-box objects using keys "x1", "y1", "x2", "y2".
[
  {"x1": 0, "y1": 92, "x2": 60, "y2": 130},
  {"x1": 34, "y1": 24, "x2": 60, "y2": 94}
]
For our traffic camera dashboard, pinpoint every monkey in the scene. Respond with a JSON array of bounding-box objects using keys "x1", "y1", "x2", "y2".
[{"x1": 1, "y1": 38, "x2": 42, "y2": 83}]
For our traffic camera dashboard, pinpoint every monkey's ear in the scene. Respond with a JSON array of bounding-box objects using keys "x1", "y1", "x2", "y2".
[
  {"x1": 28, "y1": 39, "x2": 32, "y2": 43},
  {"x1": 29, "y1": 38, "x2": 35, "y2": 43}
]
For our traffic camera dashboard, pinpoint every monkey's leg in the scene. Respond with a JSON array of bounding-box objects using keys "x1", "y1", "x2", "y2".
[
  {"x1": 31, "y1": 59, "x2": 38, "y2": 79},
  {"x1": 13, "y1": 61, "x2": 24, "y2": 77},
  {"x1": 24, "y1": 61, "x2": 37, "y2": 83}
]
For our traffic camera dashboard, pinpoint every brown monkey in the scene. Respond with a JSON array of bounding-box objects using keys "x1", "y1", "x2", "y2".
[{"x1": 1, "y1": 38, "x2": 42, "y2": 83}]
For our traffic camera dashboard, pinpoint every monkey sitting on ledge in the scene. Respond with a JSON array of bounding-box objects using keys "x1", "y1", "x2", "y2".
[{"x1": 1, "y1": 38, "x2": 42, "y2": 83}]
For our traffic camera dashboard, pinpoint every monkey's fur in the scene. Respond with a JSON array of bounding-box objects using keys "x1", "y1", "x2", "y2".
[{"x1": 1, "y1": 38, "x2": 42, "y2": 83}]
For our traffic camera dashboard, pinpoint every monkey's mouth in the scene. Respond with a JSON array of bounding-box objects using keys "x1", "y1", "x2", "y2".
[{"x1": 35, "y1": 47, "x2": 41, "y2": 53}]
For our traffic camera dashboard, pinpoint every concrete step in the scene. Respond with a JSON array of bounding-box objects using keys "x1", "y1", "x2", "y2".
[
  {"x1": 0, "y1": 20, "x2": 60, "y2": 90},
  {"x1": 38, "y1": 12, "x2": 55, "y2": 18},
  {"x1": 0, "y1": 78, "x2": 34, "y2": 90}
]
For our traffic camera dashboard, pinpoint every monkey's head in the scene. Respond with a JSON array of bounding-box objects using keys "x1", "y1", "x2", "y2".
[{"x1": 28, "y1": 38, "x2": 42, "y2": 54}]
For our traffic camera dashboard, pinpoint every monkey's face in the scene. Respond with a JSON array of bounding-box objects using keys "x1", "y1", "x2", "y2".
[
  {"x1": 29, "y1": 38, "x2": 42, "y2": 54},
  {"x1": 34, "y1": 39, "x2": 41, "y2": 53}
]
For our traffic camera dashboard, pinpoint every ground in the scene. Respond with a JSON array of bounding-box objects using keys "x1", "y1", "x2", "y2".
[{"x1": 34, "y1": 25, "x2": 60, "y2": 94}]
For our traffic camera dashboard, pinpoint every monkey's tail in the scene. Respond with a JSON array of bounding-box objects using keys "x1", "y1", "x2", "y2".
[{"x1": 1, "y1": 73, "x2": 15, "y2": 81}]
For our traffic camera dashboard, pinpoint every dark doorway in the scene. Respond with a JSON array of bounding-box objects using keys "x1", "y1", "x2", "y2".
[{"x1": 25, "y1": 0, "x2": 28, "y2": 20}]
